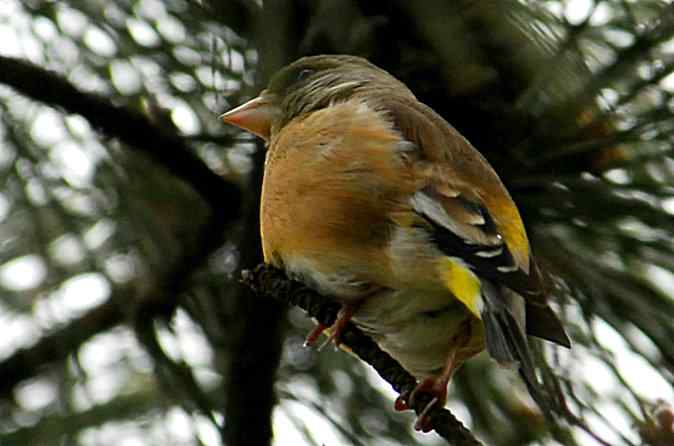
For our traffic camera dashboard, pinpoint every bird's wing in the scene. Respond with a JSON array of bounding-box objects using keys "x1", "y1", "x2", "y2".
[
  {"x1": 381, "y1": 96, "x2": 536, "y2": 293},
  {"x1": 378, "y1": 95, "x2": 570, "y2": 348},
  {"x1": 409, "y1": 182, "x2": 540, "y2": 297}
]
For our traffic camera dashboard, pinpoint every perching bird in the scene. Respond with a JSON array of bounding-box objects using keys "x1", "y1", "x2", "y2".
[{"x1": 220, "y1": 55, "x2": 570, "y2": 431}]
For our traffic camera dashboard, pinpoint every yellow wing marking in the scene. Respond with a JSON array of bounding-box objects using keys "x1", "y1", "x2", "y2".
[{"x1": 437, "y1": 257, "x2": 482, "y2": 318}]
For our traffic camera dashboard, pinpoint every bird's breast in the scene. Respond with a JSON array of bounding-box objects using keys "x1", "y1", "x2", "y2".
[
  {"x1": 259, "y1": 99, "x2": 487, "y2": 379},
  {"x1": 260, "y1": 100, "x2": 415, "y2": 299}
]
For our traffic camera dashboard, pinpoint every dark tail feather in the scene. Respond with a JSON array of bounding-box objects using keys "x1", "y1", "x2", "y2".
[
  {"x1": 526, "y1": 303, "x2": 572, "y2": 348},
  {"x1": 481, "y1": 281, "x2": 554, "y2": 419}
]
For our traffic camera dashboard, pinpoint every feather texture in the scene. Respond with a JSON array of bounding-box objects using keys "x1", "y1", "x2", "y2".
[{"x1": 481, "y1": 281, "x2": 555, "y2": 418}]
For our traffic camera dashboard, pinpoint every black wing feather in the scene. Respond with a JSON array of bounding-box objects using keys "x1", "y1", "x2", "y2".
[
  {"x1": 414, "y1": 192, "x2": 538, "y2": 296},
  {"x1": 481, "y1": 281, "x2": 557, "y2": 419},
  {"x1": 413, "y1": 190, "x2": 571, "y2": 348}
]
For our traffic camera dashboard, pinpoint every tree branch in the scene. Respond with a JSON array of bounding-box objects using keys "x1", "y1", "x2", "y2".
[
  {"x1": 0, "y1": 56, "x2": 244, "y2": 400},
  {"x1": 219, "y1": 4, "x2": 303, "y2": 444},
  {"x1": 0, "y1": 204, "x2": 232, "y2": 401},
  {"x1": 242, "y1": 264, "x2": 484, "y2": 446},
  {"x1": 1, "y1": 384, "x2": 160, "y2": 445},
  {"x1": 198, "y1": 0, "x2": 260, "y2": 39},
  {"x1": 0, "y1": 55, "x2": 240, "y2": 213},
  {"x1": 0, "y1": 297, "x2": 124, "y2": 399}
]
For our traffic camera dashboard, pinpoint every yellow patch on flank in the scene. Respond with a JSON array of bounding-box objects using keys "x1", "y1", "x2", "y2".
[{"x1": 437, "y1": 257, "x2": 482, "y2": 318}]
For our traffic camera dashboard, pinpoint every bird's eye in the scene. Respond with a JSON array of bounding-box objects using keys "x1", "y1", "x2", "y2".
[{"x1": 296, "y1": 69, "x2": 314, "y2": 82}]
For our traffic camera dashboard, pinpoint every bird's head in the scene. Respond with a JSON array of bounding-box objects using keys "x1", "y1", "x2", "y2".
[{"x1": 220, "y1": 55, "x2": 413, "y2": 141}]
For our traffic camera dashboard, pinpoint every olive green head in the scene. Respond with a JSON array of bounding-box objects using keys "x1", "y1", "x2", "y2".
[{"x1": 221, "y1": 55, "x2": 413, "y2": 141}]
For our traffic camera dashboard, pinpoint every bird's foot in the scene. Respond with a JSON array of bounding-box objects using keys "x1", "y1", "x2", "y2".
[
  {"x1": 303, "y1": 304, "x2": 355, "y2": 349},
  {"x1": 303, "y1": 323, "x2": 328, "y2": 347},
  {"x1": 394, "y1": 391, "x2": 410, "y2": 411},
  {"x1": 394, "y1": 374, "x2": 453, "y2": 433},
  {"x1": 409, "y1": 377, "x2": 448, "y2": 432}
]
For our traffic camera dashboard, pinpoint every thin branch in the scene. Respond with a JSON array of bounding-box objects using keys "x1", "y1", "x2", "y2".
[
  {"x1": 242, "y1": 264, "x2": 484, "y2": 446},
  {"x1": 0, "y1": 57, "x2": 245, "y2": 401},
  {"x1": 218, "y1": 5, "x2": 301, "y2": 445},
  {"x1": 0, "y1": 201, "x2": 233, "y2": 401},
  {"x1": 195, "y1": 0, "x2": 261, "y2": 38},
  {"x1": 0, "y1": 297, "x2": 124, "y2": 399},
  {"x1": 560, "y1": 8, "x2": 674, "y2": 120},
  {"x1": 133, "y1": 318, "x2": 223, "y2": 435},
  {"x1": 0, "y1": 55, "x2": 240, "y2": 213},
  {"x1": 0, "y1": 383, "x2": 160, "y2": 445}
]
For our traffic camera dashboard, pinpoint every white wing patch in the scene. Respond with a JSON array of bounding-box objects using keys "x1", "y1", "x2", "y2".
[
  {"x1": 410, "y1": 192, "x2": 466, "y2": 239},
  {"x1": 475, "y1": 247, "x2": 504, "y2": 258}
]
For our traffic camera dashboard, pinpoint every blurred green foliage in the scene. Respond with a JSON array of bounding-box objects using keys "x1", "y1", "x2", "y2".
[{"x1": 0, "y1": 1, "x2": 672, "y2": 445}]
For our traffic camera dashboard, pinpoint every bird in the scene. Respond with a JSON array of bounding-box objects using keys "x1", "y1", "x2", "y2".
[{"x1": 220, "y1": 54, "x2": 571, "y2": 432}]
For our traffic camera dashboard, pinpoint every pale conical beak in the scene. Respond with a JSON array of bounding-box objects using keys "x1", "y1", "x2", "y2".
[{"x1": 219, "y1": 95, "x2": 277, "y2": 142}]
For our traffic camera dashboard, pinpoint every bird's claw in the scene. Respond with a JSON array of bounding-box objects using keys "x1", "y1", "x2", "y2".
[
  {"x1": 394, "y1": 392, "x2": 410, "y2": 411},
  {"x1": 395, "y1": 377, "x2": 449, "y2": 433},
  {"x1": 414, "y1": 396, "x2": 439, "y2": 432},
  {"x1": 303, "y1": 323, "x2": 328, "y2": 347},
  {"x1": 303, "y1": 305, "x2": 355, "y2": 349}
]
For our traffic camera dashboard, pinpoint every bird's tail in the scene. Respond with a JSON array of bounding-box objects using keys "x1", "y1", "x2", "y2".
[{"x1": 480, "y1": 280, "x2": 555, "y2": 419}]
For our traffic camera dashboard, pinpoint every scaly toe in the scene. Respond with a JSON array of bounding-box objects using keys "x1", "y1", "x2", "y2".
[
  {"x1": 303, "y1": 323, "x2": 328, "y2": 347},
  {"x1": 394, "y1": 392, "x2": 410, "y2": 411},
  {"x1": 413, "y1": 396, "x2": 439, "y2": 432}
]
